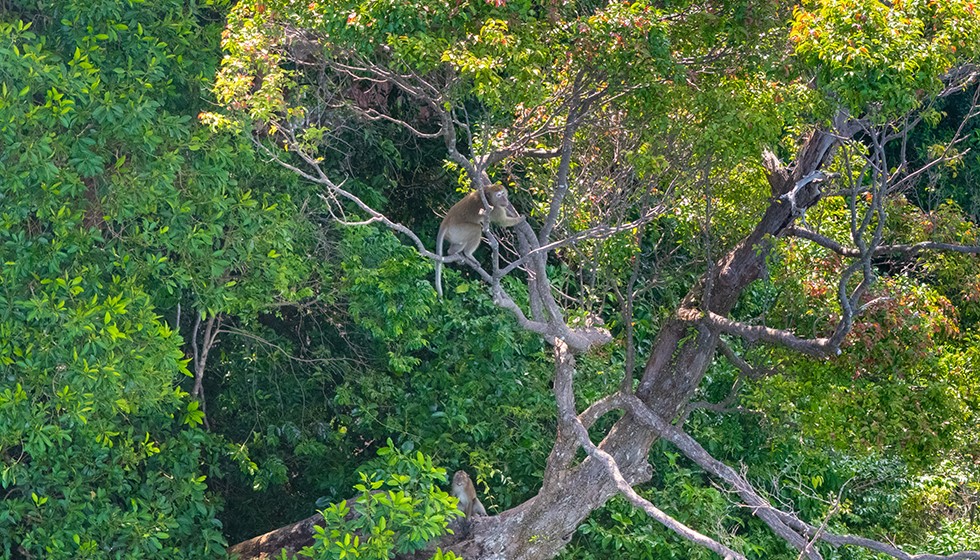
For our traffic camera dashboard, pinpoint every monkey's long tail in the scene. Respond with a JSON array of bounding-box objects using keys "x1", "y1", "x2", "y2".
[{"x1": 434, "y1": 228, "x2": 445, "y2": 298}]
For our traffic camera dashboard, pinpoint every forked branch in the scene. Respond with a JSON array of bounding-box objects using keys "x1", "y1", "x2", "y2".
[{"x1": 551, "y1": 342, "x2": 744, "y2": 560}]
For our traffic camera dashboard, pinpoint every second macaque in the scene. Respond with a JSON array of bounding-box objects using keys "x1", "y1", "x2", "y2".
[{"x1": 451, "y1": 470, "x2": 487, "y2": 518}]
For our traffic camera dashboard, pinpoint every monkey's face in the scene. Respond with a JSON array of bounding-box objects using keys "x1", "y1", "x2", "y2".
[{"x1": 452, "y1": 471, "x2": 466, "y2": 487}]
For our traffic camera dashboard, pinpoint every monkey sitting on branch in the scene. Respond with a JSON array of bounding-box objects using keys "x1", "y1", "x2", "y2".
[
  {"x1": 434, "y1": 184, "x2": 524, "y2": 297},
  {"x1": 451, "y1": 470, "x2": 488, "y2": 519}
]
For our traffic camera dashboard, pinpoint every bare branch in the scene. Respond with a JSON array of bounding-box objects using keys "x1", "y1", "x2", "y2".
[
  {"x1": 501, "y1": 205, "x2": 666, "y2": 275},
  {"x1": 539, "y1": 70, "x2": 589, "y2": 244},
  {"x1": 681, "y1": 376, "x2": 746, "y2": 424},
  {"x1": 354, "y1": 106, "x2": 443, "y2": 139},
  {"x1": 717, "y1": 339, "x2": 774, "y2": 379},
  {"x1": 784, "y1": 226, "x2": 860, "y2": 257},
  {"x1": 323, "y1": 51, "x2": 481, "y2": 180},
  {"x1": 482, "y1": 103, "x2": 566, "y2": 168},
  {"x1": 621, "y1": 395, "x2": 980, "y2": 560},
  {"x1": 698, "y1": 310, "x2": 837, "y2": 358},
  {"x1": 683, "y1": 400, "x2": 752, "y2": 417},
  {"x1": 888, "y1": 83, "x2": 980, "y2": 193},
  {"x1": 678, "y1": 339, "x2": 771, "y2": 424},
  {"x1": 189, "y1": 312, "x2": 221, "y2": 429},
  {"x1": 877, "y1": 241, "x2": 980, "y2": 256},
  {"x1": 491, "y1": 284, "x2": 611, "y2": 353},
  {"x1": 490, "y1": 285, "x2": 559, "y2": 342},
  {"x1": 254, "y1": 137, "x2": 493, "y2": 278},
  {"x1": 190, "y1": 313, "x2": 201, "y2": 395},
  {"x1": 523, "y1": 148, "x2": 562, "y2": 158},
  {"x1": 218, "y1": 326, "x2": 359, "y2": 366},
  {"x1": 786, "y1": 225, "x2": 980, "y2": 265}
]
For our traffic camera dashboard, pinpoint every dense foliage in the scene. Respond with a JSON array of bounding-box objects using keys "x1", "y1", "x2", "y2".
[{"x1": 1, "y1": 0, "x2": 979, "y2": 559}]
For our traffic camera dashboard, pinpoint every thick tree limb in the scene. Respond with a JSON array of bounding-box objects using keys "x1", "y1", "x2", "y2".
[
  {"x1": 699, "y1": 310, "x2": 838, "y2": 358},
  {"x1": 783, "y1": 226, "x2": 860, "y2": 256}
]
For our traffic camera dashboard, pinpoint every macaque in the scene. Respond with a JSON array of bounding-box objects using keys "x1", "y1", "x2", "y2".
[
  {"x1": 451, "y1": 470, "x2": 488, "y2": 518},
  {"x1": 435, "y1": 184, "x2": 523, "y2": 297}
]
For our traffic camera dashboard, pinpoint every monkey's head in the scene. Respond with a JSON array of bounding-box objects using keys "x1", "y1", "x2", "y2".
[
  {"x1": 452, "y1": 470, "x2": 468, "y2": 488},
  {"x1": 487, "y1": 184, "x2": 509, "y2": 203}
]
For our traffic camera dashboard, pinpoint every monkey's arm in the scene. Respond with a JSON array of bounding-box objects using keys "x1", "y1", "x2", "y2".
[
  {"x1": 489, "y1": 205, "x2": 525, "y2": 228},
  {"x1": 471, "y1": 497, "x2": 487, "y2": 517}
]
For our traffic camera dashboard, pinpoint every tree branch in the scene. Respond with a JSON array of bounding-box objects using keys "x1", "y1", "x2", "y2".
[
  {"x1": 621, "y1": 395, "x2": 980, "y2": 560},
  {"x1": 500, "y1": 204, "x2": 666, "y2": 276},
  {"x1": 539, "y1": 70, "x2": 589, "y2": 244},
  {"x1": 698, "y1": 310, "x2": 838, "y2": 358},
  {"x1": 788, "y1": 225, "x2": 980, "y2": 258},
  {"x1": 717, "y1": 339, "x2": 775, "y2": 379},
  {"x1": 577, "y1": 393, "x2": 627, "y2": 430},
  {"x1": 784, "y1": 226, "x2": 860, "y2": 257}
]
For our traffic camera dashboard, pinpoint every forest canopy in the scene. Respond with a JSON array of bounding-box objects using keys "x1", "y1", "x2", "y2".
[{"x1": 1, "y1": 0, "x2": 980, "y2": 559}]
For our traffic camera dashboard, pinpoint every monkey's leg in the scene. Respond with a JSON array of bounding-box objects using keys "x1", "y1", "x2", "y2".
[{"x1": 445, "y1": 241, "x2": 467, "y2": 258}]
